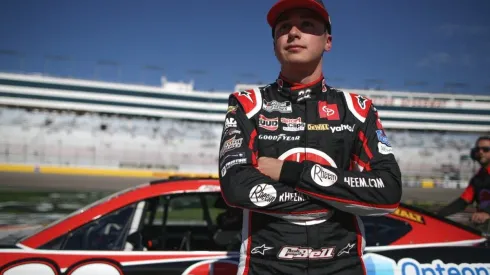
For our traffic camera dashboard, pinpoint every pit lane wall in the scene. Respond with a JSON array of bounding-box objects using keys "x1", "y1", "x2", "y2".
[{"x1": 0, "y1": 163, "x2": 219, "y2": 179}]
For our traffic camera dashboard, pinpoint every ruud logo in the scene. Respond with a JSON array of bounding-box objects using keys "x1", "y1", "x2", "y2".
[
  {"x1": 311, "y1": 164, "x2": 337, "y2": 187},
  {"x1": 259, "y1": 114, "x2": 279, "y2": 131}
]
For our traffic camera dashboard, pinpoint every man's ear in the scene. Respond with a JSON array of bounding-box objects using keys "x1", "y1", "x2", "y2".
[
  {"x1": 324, "y1": 34, "x2": 332, "y2": 52},
  {"x1": 273, "y1": 40, "x2": 278, "y2": 57}
]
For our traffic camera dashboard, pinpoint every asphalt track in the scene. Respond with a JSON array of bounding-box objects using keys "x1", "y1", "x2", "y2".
[{"x1": 0, "y1": 172, "x2": 463, "y2": 203}]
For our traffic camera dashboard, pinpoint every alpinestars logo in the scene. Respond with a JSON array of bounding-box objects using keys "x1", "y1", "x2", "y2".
[
  {"x1": 251, "y1": 244, "x2": 273, "y2": 255},
  {"x1": 237, "y1": 90, "x2": 253, "y2": 102},
  {"x1": 356, "y1": 95, "x2": 368, "y2": 109},
  {"x1": 337, "y1": 243, "x2": 356, "y2": 256}
]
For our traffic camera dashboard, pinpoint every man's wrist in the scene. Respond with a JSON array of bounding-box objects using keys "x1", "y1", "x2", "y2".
[{"x1": 279, "y1": 161, "x2": 304, "y2": 187}]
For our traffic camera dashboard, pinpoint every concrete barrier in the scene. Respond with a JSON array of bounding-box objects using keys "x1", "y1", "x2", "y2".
[{"x1": 0, "y1": 163, "x2": 218, "y2": 179}]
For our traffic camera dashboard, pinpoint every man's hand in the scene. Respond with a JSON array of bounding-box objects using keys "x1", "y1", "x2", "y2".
[
  {"x1": 471, "y1": 212, "x2": 490, "y2": 224},
  {"x1": 257, "y1": 157, "x2": 284, "y2": 181}
]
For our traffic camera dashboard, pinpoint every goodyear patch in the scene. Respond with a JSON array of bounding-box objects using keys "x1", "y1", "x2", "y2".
[{"x1": 393, "y1": 208, "x2": 425, "y2": 224}]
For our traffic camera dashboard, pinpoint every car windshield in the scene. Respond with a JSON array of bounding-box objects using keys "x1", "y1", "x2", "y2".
[{"x1": 19, "y1": 184, "x2": 148, "y2": 243}]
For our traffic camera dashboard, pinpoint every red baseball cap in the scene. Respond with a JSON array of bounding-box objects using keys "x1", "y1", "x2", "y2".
[{"x1": 267, "y1": 0, "x2": 331, "y2": 34}]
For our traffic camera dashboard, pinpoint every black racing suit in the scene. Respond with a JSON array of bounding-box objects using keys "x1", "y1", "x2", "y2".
[
  {"x1": 218, "y1": 75, "x2": 402, "y2": 275},
  {"x1": 438, "y1": 166, "x2": 490, "y2": 217}
]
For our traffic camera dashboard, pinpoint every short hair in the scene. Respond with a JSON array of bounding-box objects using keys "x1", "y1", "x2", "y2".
[{"x1": 475, "y1": 135, "x2": 490, "y2": 146}]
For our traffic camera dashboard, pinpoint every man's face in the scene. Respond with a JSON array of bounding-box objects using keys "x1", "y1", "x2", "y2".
[
  {"x1": 273, "y1": 9, "x2": 332, "y2": 66},
  {"x1": 476, "y1": 139, "x2": 490, "y2": 167}
]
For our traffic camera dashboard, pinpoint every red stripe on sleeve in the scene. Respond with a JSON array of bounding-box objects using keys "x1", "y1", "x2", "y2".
[
  {"x1": 351, "y1": 154, "x2": 372, "y2": 171},
  {"x1": 249, "y1": 129, "x2": 258, "y2": 167},
  {"x1": 358, "y1": 131, "x2": 373, "y2": 159}
]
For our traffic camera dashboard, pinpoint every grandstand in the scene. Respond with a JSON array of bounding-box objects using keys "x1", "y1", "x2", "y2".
[{"x1": 0, "y1": 72, "x2": 489, "y2": 187}]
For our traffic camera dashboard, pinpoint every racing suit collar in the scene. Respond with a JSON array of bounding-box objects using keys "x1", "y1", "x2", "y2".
[{"x1": 276, "y1": 74, "x2": 327, "y2": 102}]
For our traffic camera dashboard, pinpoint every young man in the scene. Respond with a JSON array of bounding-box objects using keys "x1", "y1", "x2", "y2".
[
  {"x1": 438, "y1": 136, "x2": 490, "y2": 226},
  {"x1": 218, "y1": 0, "x2": 402, "y2": 274}
]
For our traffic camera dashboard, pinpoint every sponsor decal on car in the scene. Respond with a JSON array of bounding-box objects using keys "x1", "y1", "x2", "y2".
[
  {"x1": 393, "y1": 208, "x2": 425, "y2": 224},
  {"x1": 363, "y1": 253, "x2": 490, "y2": 275},
  {"x1": 197, "y1": 185, "x2": 222, "y2": 192}
]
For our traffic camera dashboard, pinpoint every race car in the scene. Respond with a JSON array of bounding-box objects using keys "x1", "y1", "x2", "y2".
[{"x1": 0, "y1": 177, "x2": 488, "y2": 275}]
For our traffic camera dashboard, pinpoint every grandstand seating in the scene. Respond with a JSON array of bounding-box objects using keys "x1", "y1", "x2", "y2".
[
  {"x1": 0, "y1": 106, "x2": 483, "y2": 186},
  {"x1": 0, "y1": 107, "x2": 221, "y2": 173}
]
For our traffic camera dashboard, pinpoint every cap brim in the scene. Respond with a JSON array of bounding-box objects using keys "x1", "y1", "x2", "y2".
[{"x1": 267, "y1": 0, "x2": 330, "y2": 28}]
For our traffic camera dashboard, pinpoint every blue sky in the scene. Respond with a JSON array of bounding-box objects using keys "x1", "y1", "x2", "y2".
[{"x1": 1, "y1": 0, "x2": 489, "y2": 95}]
